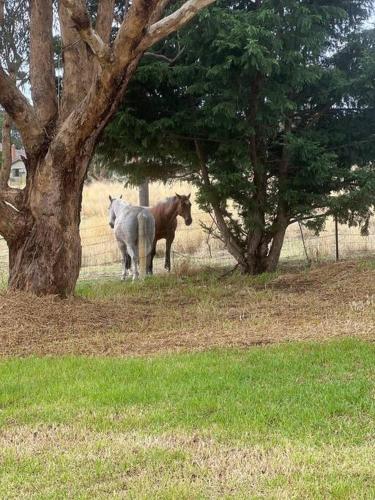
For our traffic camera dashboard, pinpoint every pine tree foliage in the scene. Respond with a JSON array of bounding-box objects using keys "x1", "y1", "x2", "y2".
[{"x1": 98, "y1": 0, "x2": 375, "y2": 273}]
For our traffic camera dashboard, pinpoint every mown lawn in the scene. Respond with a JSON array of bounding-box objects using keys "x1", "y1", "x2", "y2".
[{"x1": 1, "y1": 339, "x2": 374, "y2": 498}]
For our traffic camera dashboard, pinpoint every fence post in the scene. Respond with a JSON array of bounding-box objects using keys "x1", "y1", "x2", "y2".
[
  {"x1": 138, "y1": 213, "x2": 147, "y2": 278},
  {"x1": 139, "y1": 179, "x2": 149, "y2": 207},
  {"x1": 335, "y1": 215, "x2": 339, "y2": 262}
]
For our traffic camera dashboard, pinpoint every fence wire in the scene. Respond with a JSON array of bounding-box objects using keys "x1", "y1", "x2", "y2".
[{"x1": 1, "y1": 221, "x2": 375, "y2": 282}]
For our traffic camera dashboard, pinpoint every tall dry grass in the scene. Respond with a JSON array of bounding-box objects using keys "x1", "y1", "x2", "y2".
[
  {"x1": 80, "y1": 180, "x2": 219, "y2": 269},
  {"x1": 81, "y1": 179, "x2": 375, "y2": 269},
  {"x1": 1, "y1": 179, "x2": 375, "y2": 277}
]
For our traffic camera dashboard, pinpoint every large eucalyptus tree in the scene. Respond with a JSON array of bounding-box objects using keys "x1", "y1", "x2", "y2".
[{"x1": 0, "y1": 0, "x2": 215, "y2": 296}]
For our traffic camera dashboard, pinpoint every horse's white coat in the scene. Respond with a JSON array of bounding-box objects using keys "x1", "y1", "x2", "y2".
[{"x1": 108, "y1": 198, "x2": 155, "y2": 280}]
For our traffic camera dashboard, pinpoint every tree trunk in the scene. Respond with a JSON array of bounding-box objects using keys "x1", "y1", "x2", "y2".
[
  {"x1": 8, "y1": 215, "x2": 82, "y2": 297},
  {"x1": 243, "y1": 225, "x2": 287, "y2": 275},
  {"x1": 139, "y1": 178, "x2": 149, "y2": 206},
  {"x1": 7, "y1": 153, "x2": 88, "y2": 296},
  {"x1": 265, "y1": 225, "x2": 287, "y2": 272},
  {"x1": 244, "y1": 237, "x2": 268, "y2": 275}
]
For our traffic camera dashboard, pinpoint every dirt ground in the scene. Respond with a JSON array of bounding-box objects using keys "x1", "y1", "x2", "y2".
[{"x1": 0, "y1": 261, "x2": 374, "y2": 357}]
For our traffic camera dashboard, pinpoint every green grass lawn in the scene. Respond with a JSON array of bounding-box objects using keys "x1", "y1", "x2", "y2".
[{"x1": 1, "y1": 339, "x2": 374, "y2": 498}]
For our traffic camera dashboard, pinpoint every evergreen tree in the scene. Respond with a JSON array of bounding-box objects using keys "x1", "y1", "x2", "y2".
[{"x1": 99, "y1": 0, "x2": 375, "y2": 273}]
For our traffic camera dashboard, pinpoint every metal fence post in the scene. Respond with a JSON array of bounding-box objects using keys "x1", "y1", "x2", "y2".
[{"x1": 335, "y1": 215, "x2": 339, "y2": 262}]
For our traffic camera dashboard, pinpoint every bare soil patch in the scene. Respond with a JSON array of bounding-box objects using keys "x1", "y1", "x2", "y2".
[{"x1": 0, "y1": 261, "x2": 374, "y2": 357}]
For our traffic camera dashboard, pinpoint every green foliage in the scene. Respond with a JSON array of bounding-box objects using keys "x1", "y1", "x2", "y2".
[{"x1": 98, "y1": 0, "x2": 375, "y2": 266}]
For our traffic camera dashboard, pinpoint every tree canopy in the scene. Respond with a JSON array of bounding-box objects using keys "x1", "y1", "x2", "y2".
[{"x1": 99, "y1": 0, "x2": 375, "y2": 273}]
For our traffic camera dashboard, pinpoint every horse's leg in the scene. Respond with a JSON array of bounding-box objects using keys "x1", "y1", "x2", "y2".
[
  {"x1": 147, "y1": 241, "x2": 156, "y2": 275},
  {"x1": 125, "y1": 253, "x2": 131, "y2": 271},
  {"x1": 127, "y1": 245, "x2": 139, "y2": 281},
  {"x1": 118, "y1": 242, "x2": 129, "y2": 281},
  {"x1": 165, "y1": 234, "x2": 175, "y2": 272}
]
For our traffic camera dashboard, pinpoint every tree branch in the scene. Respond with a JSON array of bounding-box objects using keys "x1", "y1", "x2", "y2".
[
  {"x1": 113, "y1": 0, "x2": 159, "y2": 67},
  {"x1": 58, "y1": 1, "x2": 91, "y2": 120},
  {"x1": 56, "y1": 0, "x2": 216, "y2": 160},
  {"x1": 144, "y1": 45, "x2": 185, "y2": 65},
  {"x1": 96, "y1": 0, "x2": 116, "y2": 44},
  {"x1": 80, "y1": 26, "x2": 112, "y2": 64},
  {"x1": 195, "y1": 140, "x2": 247, "y2": 268},
  {"x1": 0, "y1": 65, "x2": 44, "y2": 156},
  {"x1": 30, "y1": 0, "x2": 58, "y2": 129},
  {"x1": 290, "y1": 212, "x2": 330, "y2": 224},
  {"x1": 139, "y1": 0, "x2": 216, "y2": 51},
  {"x1": 61, "y1": 0, "x2": 112, "y2": 66},
  {"x1": 150, "y1": 0, "x2": 174, "y2": 24}
]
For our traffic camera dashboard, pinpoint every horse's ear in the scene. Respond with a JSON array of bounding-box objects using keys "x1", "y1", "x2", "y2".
[
  {"x1": 109, "y1": 195, "x2": 113, "y2": 203},
  {"x1": 187, "y1": 193, "x2": 191, "y2": 200},
  {"x1": 175, "y1": 193, "x2": 181, "y2": 199}
]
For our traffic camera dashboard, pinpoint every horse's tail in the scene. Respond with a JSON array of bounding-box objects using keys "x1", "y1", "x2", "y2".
[{"x1": 137, "y1": 209, "x2": 155, "y2": 276}]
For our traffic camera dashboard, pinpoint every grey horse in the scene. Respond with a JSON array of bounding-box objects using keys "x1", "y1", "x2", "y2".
[{"x1": 108, "y1": 196, "x2": 155, "y2": 280}]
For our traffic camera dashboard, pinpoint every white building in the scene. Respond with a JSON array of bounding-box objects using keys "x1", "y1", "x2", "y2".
[
  {"x1": 0, "y1": 143, "x2": 26, "y2": 181},
  {"x1": 10, "y1": 158, "x2": 26, "y2": 180}
]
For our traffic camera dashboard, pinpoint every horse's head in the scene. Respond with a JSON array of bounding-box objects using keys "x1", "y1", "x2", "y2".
[
  {"x1": 108, "y1": 194, "x2": 122, "y2": 228},
  {"x1": 175, "y1": 193, "x2": 192, "y2": 226}
]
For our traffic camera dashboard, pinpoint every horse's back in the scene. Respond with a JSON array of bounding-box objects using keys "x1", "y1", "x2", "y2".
[
  {"x1": 150, "y1": 203, "x2": 177, "y2": 241},
  {"x1": 115, "y1": 206, "x2": 155, "y2": 246},
  {"x1": 114, "y1": 206, "x2": 143, "y2": 243}
]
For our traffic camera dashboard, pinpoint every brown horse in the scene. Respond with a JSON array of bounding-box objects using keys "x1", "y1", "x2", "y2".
[{"x1": 126, "y1": 193, "x2": 192, "y2": 274}]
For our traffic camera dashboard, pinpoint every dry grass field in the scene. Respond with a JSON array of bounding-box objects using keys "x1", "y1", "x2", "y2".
[
  {"x1": 80, "y1": 179, "x2": 375, "y2": 269},
  {"x1": 1, "y1": 179, "x2": 375, "y2": 281},
  {"x1": 1, "y1": 260, "x2": 374, "y2": 357},
  {"x1": 79, "y1": 179, "x2": 216, "y2": 269}
]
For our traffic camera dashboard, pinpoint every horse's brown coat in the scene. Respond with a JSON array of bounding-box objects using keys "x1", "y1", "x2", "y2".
[{"x1": 149, "y1": 194, "x2": 192, "y2": 272}]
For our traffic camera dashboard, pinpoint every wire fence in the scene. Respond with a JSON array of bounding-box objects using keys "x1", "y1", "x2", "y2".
[{"x1": 1, "y1": 218, "x2": 375, "y2": 283}]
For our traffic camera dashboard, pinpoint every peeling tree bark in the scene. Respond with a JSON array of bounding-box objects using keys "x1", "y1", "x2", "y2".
[
  {"x1": 7, "y1": 152, "x2": 89, "y2": 296},
  {"x1": 96, "y1": 0, "x2": 116, "y2": 43},
  {"x1": 0, "y1": 112, "x2": 12, "y2": 189},
  {"x1": 30, "y1": 0, "x2": 57, "y2": 128},
  {"x1": 0, "y1": 0, "x2": 216, "y2": 296}
]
